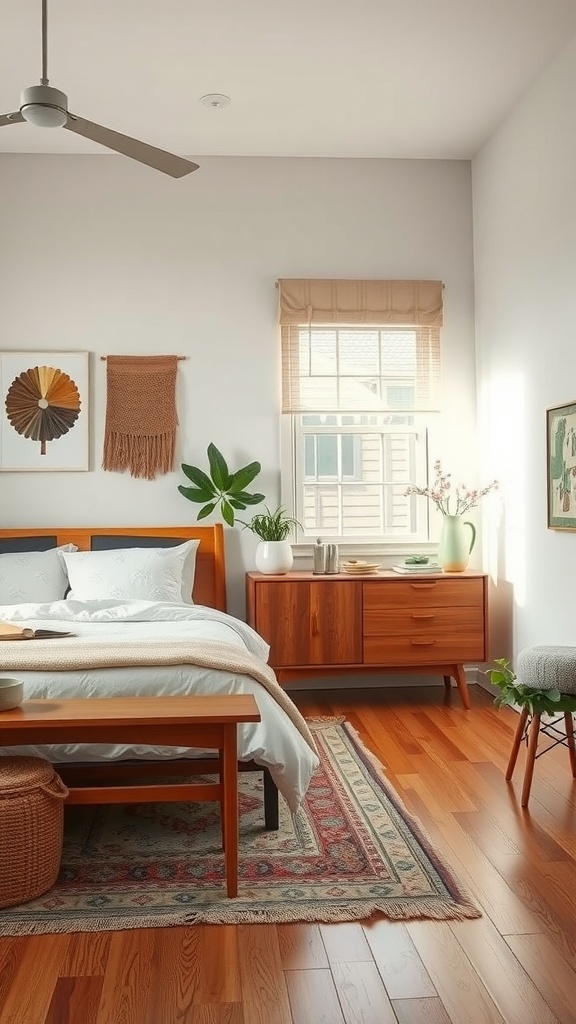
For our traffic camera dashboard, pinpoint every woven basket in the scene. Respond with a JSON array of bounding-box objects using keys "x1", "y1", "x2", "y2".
[{"x1": 0, "y1": 756, "x2": 69, "y2": 909}]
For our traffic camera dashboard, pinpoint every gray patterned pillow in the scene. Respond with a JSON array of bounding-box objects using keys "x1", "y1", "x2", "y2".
[{"x1": 0, "y1": 544, "x2": 77, "y2": 604}]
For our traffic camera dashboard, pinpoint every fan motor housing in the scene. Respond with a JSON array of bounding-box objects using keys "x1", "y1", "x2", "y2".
[{"x1": 20, "y1": 85, "x2": 68, "y2": 127}]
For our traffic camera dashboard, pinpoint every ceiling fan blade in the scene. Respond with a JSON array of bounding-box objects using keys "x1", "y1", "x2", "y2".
[
  {"x1": 63, "y1": 113, "x2": 198, "y2": 178},
  {"x1": 0, "y1": 112, "x2": 25, "y2": 127}
]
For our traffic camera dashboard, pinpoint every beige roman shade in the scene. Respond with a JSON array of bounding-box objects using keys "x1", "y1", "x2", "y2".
[
  {"x1": 278, "y1": 279, "x2": 443, "y2": 327},
  {"x1": 278, "y1": 278, "x2": 443, "y2": 414}
]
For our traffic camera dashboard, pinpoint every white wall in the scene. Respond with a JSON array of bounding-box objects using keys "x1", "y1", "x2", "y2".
[
  {"x1": 473, "y1": 36, "x2": 576, "y2": 658},
  {"x1": 0, "y1": 154, "x2": 476, "y2": 614}
]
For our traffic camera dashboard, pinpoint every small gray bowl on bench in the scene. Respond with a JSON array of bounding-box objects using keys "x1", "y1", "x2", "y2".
[{"x1": 0, "y1": 678, "x2": 24, "y2": 712}]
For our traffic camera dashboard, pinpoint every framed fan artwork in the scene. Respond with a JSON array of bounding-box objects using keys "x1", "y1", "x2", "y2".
[{"x1": 0, "y1": 351, "x2": 89, "y2": 471}]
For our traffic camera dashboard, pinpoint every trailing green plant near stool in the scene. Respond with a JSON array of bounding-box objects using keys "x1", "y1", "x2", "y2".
[
  {"x1": 486, "y1": 658, "x2": 576, "y2": 716},
  {"x1": 178, "y1": 443, "x2": 265, "y2": 527}
]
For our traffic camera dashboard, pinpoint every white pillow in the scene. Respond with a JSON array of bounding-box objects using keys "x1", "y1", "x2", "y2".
[
  {"x1": 60, "y1": 540, "x2": 200, "y2": 604},
  {"x1": 0, "y1": 544, "x2": 77, "y2": 604}
]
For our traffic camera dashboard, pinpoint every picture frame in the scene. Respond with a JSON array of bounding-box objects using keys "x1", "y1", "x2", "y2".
[
  {"x1": 0, "y1": 351, "x2": 89, "y2": 472},
  {"x1": 547, "y1": 400, "x2": 576, "y2": 530}
]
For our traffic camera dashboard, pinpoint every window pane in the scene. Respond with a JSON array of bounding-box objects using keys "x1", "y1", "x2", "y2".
[
  {"x1": 303, "y1": 484, "x2": 340, "y2": 535},
  {"x1": 317, "y1": 435, "x2": 338, "y2": 478},
  {"x1": 380, "y1": 331, "x2": 417, "y2": 375},
  {"x1": 387, "y1": 386, "x2": 415, "y2": 410},
  {"x1": 341, "y1": 485, "x2": 382, "y2": 536},
  {"x1": 339, "y1": 376, "x2": 380, "y2": 410},
  {"x1": 341, "y1": 435, "x2": 355, "y2": 478},
  {"x1": 339, "y1": 330, "x2": 379, "y2": 375},
  {"x1": 300, "y1": 376, "x2": 339, "y2": 409},
  {"x1": 304, "y1": 434, "x2": 316, "y2": 478},
  {"x1": 308, "y1": 330, "x2": 336, "y2": 375}
]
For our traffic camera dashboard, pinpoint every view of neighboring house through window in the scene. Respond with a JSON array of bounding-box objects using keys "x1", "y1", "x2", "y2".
[{"x1": 278, "y1": 280, "x2": 442, "y2": 544}]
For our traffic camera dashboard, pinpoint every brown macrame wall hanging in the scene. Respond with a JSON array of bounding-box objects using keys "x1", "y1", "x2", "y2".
[{"x1": 102, "y1": 355, "x2": 179, "y2": 480}]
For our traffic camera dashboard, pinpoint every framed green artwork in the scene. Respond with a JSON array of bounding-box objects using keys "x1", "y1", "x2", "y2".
[{"x1": 547, "y1": 400, "x2": 576, "y2": 530}]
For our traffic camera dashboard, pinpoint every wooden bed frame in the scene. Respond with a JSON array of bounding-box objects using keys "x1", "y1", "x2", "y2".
[{"x1": 0, "y1": 523, "x2": 280, "y2": 829}]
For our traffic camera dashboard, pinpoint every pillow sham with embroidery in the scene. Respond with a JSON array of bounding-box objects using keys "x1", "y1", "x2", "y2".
[
  {"x1": 0, "y1": 544, "x2": 78, "y2": 604},
  {"x1": 60, "y1": 540, "x2": 200, "y2": 604}
]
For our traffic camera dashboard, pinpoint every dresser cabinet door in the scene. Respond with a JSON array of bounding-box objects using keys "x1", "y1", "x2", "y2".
[{"x1": 253, "y1": 580, "x2": 362, "y2": 666}]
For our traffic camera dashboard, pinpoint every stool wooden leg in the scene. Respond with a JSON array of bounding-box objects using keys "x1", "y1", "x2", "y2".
[
  {"x1": 565, "y1": 712, "x2": 576, "y2": 778},
  {"x1": 506, "y1": 707, "x2": 529, "y2": 781},
  {"x1": 521, "y1": 713, "x2": 541, "y2": 808}
]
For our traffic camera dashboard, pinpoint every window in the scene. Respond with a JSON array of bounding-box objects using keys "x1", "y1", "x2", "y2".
[{"x1": 278, "y1": 279, "x2": 442, "y2": 544}]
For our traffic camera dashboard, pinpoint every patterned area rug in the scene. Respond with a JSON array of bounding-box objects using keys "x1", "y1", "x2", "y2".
[{"x1": 0, "y1": 720, "x2": 480, "y2": 935}]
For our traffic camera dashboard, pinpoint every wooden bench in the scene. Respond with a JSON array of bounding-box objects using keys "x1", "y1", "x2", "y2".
[{"x1": 0, "y1": 694, "x2": 261, "y2": 898}]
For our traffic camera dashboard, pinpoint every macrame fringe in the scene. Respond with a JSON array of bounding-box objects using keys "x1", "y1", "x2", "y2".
[{"x1": 102, "y1": 430, "x2": 176, "y2": 481}]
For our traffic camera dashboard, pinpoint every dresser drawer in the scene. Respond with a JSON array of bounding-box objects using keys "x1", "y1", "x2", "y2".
[
  {"x1": 363, "y1": 606, "x2": 484, "y2": 638},
  {"x1": 364, "y1": 631, "x2": 486, "y2": 665},
  {"x1": 363, "y1": 577, "x2": 484, "y2": 611}
]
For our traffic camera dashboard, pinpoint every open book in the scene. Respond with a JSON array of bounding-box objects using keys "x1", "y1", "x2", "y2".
[{"x1": 0, "y1": 621, "x2": 75, "y2": 641}]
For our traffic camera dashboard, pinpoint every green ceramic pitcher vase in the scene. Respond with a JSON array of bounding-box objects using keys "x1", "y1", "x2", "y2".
[{"x1": 438, "y1": 514, "x2": 476, "y2": 572}]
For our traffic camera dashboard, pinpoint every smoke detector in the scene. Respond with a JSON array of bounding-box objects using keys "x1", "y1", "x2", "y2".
[{"x1": 200, "y1": 94, "x2": 231, "y2": 109}]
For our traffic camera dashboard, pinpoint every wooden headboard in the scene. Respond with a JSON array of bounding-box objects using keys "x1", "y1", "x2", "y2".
[{"x1": 0, "y1": 525, "x2": 227, "y2": 611}]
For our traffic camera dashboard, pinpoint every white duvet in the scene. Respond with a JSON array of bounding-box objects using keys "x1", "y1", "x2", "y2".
[{"x1": 0, "y1": 599, "x2": 319, "y2": 811}]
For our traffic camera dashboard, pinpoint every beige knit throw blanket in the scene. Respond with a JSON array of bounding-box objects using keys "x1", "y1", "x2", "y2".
[
  {"x1": 1, "y1": 637, "x2": 318, "y2": 755},
  {"x1": 102, "y1": 355, "x2": 178, "y2": 480}
]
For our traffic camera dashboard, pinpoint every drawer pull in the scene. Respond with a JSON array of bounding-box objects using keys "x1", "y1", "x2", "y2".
[
  {"x1": 311, "y1": 612, "x2": 319, "y2": 636},
  {"x1": 411, "y1": 614, "x2": 435, "y2": 621},
  {"x1": 410, "y1": 583, "x2": 436, "y2": 589},
  {"x1": 410, "y1": 640, "x2": 436, "y2": 646}
]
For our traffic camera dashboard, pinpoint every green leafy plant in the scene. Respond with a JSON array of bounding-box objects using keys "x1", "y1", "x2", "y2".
[
  {"x1": 486, "y1": 658, "x2": 576, "y2": 716},
  {"x1": 178, "y1": 443, "x2": 265, "y2": 527},
  {"x1": 239, "y1": 505, "x2": 302, "y2": 541}
]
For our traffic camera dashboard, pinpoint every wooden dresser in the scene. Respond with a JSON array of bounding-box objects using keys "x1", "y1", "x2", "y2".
[{"x1": 245, "y1": 570, "x2": 489, "y2": 709}]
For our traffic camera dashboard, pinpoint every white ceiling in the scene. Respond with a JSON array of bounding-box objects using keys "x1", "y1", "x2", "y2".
[{"x1": 1, "y1": 0, "x2": 575, "y2": 161}]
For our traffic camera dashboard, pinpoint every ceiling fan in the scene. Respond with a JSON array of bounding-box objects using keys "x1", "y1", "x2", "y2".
[{"x1": 0, "y1": 0, "x2": 199, "y2": 178}]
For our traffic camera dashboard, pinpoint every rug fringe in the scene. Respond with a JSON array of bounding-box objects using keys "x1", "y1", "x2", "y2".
[
  {"x1": 184, "y1": 896, "x2": 481, "y2": 926},
  {"x1": 0, "y1": 911, "x2": 192, "y2": 937},
  {"x1": 182, "y1": 897, "x2": 475, "y2": 929},
  {"x1": 0, "y1": 892, "x2": 481, "y2": 936}
]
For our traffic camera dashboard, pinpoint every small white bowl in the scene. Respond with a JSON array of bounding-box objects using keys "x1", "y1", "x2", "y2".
[{"x1": 0, "y1": 678, "x2": 24, "y2": 712}]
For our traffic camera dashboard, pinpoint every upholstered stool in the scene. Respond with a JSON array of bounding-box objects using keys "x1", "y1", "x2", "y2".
[{"x1": 506, "y1": 646, "x2": 576, "y2": 807}]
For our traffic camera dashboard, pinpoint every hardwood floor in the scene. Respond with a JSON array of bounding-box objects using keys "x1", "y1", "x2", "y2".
[{"x1": 1, "y1": 685, "x2": 576, "y2": 1023}]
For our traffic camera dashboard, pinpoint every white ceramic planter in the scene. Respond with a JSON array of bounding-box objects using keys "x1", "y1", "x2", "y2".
[{"x1": 255, "y1": 540, "x2": 294, "y2": 575}]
